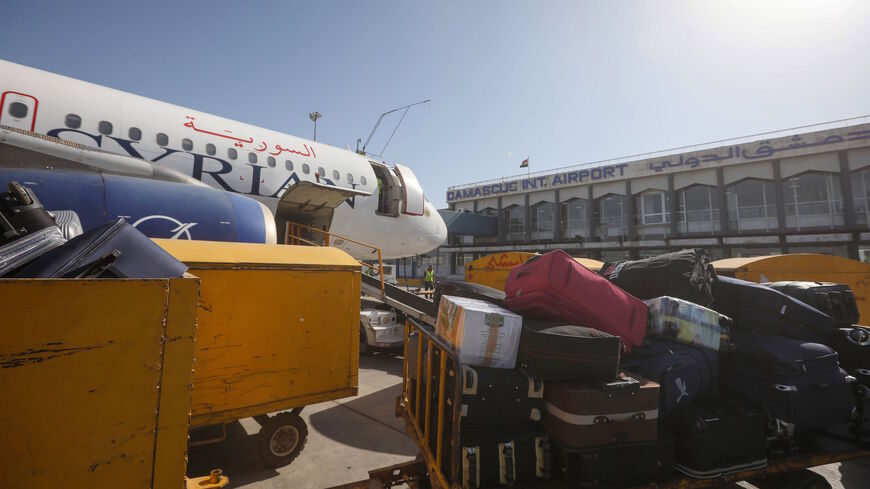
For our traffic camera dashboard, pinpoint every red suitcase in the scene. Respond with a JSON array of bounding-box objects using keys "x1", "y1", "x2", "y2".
[
  {"x1": 504, "y1": 250, "x2": 648, "y2": 352},
  {"x1": 543, "y1": 371, "x2": 660, "y2": 450}
]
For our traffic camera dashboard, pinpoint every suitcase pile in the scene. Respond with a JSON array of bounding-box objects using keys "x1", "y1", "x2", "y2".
[
  {"x1": 429, "y1": 247, "x2": 870, "y2": 488},
  {"x1": 0, "y1": 181, "x2": 187, "y2": 279}
]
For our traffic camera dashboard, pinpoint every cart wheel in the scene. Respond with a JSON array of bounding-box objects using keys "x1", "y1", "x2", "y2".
[
  {"x1": 765, "y1": 469, "x2": 832, "y2": 489},
  {"x1": 359, "y1": 324, "x2": 371, "y2": 355},
  {"x1": 257, "y1": 412, "x2": 308, "y2": 467}
]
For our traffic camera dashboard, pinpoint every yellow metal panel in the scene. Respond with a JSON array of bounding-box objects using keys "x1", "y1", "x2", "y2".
[
  {"x1": 153, "y1": 239, "x2": 359, "y2": 268},
  {"x1": 464, "y1": 252, "x2": 602, "y2": 291},
  {"x1": 155, "y1": 241, "x2": 361, "y2": 426},
  {"x1": 713, "y1": 254, "x2": 870, "y2": 323},
  {"x1": 153, "y1": 275, "x2": 200, "y2": 489},
  {"x1": 0, "y1": 277, "x2": 199, "y2": 488}
]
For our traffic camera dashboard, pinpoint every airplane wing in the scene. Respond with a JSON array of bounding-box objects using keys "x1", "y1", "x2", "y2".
[
  {"x1": 0, "y1": 125, "x2": 208, "y2": 186},
  {"x1": 277, "y1": 180, "x2": 370, "y2": 232}
]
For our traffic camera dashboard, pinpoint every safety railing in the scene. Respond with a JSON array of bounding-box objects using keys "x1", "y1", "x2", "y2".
[
  {"x1": 401, "y1": 318, "x2": 463, "y2": 489},
  {"x1": 284, "y1": 221, "x2": 385, "y2": 298}
]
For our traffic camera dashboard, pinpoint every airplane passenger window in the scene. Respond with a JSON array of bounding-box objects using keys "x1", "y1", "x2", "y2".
[
  {"x1": 347, "y1": 174, "x2": 354, "y2": 183},
  {"x1": 248, "y1": 152, "x2": 257, "y2": 164},
  {"x1": 8, "y1": 102, "x2": 27, "y2": 118},
  {"x1": 227, "y1": 148, "x2": 237, "y2": 160},
  {"x1": 206, "y1": 143, "x2": 216, "y2": 156},
  {"x1": 65, "y1": 114, "x2": 82, "y2": 129},
  {"x1": 128, "y1": 127, "x2": 142, "y2": 141},
  {"x1": 302, "y1": 164, "x2": 310, "y2": 174},
  {"x1": 317, "y1": 167, "x2": 325, "y2": 177},
  {"x1": 268, "y1": 156, "x2": 276, "y2": 167},
  {"x1": 332, "y1": 170, "x2": 340, "y2": 180},
  {"x1": 285, "y1": 160, "x2": 293, "y2": 171},
  {"x1": 360, "y1": 176, "x2": 367, "y2": 186},
  {"x1": 182, "y1": 138, "x2": 193, "y2": 151},
  {"x1": 98, "y1": 121, "x2": 113, "y2": 135},
  {"x1": 156, "y1": 133, "x2": 169, "y2": 146}
]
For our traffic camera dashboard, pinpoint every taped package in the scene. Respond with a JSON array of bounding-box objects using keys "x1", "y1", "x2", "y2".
[{"x1": 436, "y1": 295, "x2": 522, "y2": 368}]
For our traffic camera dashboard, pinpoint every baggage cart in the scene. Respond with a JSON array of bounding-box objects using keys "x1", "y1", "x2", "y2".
[
  {"x1": 154, "y1": 239, "x2": 361, "y2": 467},
  {"x1": 331, "y1": 318, "x2": 870, "y2": 489},
  {"x1": 0, "y1": 274, "x2": 207, "y2": 488}
]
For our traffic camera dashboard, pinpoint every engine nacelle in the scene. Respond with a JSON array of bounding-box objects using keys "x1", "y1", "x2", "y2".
[{"x1": 0, "y1": 168, "x2": 277, "y2": 244}]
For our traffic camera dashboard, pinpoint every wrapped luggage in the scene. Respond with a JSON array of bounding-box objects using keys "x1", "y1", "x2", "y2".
[
  {"x1": 504, "y1": 250, "x2": 647, "y2": 352},
  {"x1": 621, "y1": 338, "x2": 718, "y2": 417},
  {"x1": 646, "y1": 296, "x2": 732, "y2": 351},
  {"x1": 560, "y1": 432, "x2": 675, "y2": 488},
  {"x1": 15, "y1": 218, "x2": 187, "y2": 279},
  {"x1": 435, "y1": 295, "x2": 522, "y2": 369},
  {"x1": 720, "y1": 329, "x2": 854, "y2": 432},
  {"x1": 433, "y1": 279, "x2": 506, "y2": 309},
  {"x1": 668, "y1": 399, "x2": 767, "y2": 478},
  {"x1": 766, "y1": 281, "x2": 860, "y2": 327},
  {"x1": 460, "y1": 430, "x2": 551, "y2": 488},
  {"x1": 825, "y1": 326, "x2": 870, "y2": 371},
  {"x1": 713, "y1": 276, "x2": 837, "y2": 343},
  {"x1": 517, "y1": 324, "x2": 620, "y2": 381},
  {"x1": 600, "y1": 248, "x2": 717, "y2": 306},
  {"x1": 543, "y1": 372, "x2": 659, "y2": 449},
  {"x1": 459, "y1": 365, "x2": 544, "y2": 429}
]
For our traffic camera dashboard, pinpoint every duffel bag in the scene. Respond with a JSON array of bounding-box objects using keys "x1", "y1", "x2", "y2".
[{"x1": 600, "y1": 248, "x2": 717, "y2": 306}]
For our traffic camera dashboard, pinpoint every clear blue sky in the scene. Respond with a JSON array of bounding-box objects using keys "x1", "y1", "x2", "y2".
[{"x1": 2, "y1": 1, "x2": 868, "y2": 207}]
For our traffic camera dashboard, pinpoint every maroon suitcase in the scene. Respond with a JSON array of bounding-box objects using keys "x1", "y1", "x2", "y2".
[
  {"x1": 504, "y1": 250, "x2": 648, "y2": 352},
  {"x1": 543, "y1": 371, "x2": 660, "y2": 450}
]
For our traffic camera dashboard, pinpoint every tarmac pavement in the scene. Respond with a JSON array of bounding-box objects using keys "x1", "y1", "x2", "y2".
[{"x1": 187, "y1": 350, "x2": 870, "y2": 489}]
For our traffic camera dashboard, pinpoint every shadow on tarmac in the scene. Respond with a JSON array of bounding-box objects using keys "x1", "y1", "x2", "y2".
[
  {"x1": 186, "y1": 421, "x2": 278, "y2": 488},
  {"x1": 308, "y1": 383, "x2": 416, "y2": 457},
  {"x1": 359, "y1": 349, "x2": 404, "y2": 376}
]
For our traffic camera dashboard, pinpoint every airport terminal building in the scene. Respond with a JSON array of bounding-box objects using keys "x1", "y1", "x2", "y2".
[{"x1": 433, "y1": 120, "x2": 870, "y2": 276}]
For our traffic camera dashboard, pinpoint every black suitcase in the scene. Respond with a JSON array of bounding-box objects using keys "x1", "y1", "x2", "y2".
[
  {"x1": 0, "y1": 181, "x2": 58, "y2": 246},
  {"x1": 621, "y1": 338, "x2": 718, "y2": 417},
  {"x1": 713, "y1": 276, "x2": 837, "y2": 343},
  {"x1": 560, "y1": 432, "x2": 675, "y2": 488},
  {"x1": 767, "y1": 281, "x2": 860, "y2": 327},
  {"x1": 826, "y1": 327, "x2": 870, "y2": 371},
  {"x1": 600, "y1": 248, "x2": 717, "y2": 306},
  {"x1": 15, "y1": 218, "x2": 187, "y2": 278},
  {"x1": 667, "y1": 398, "x2": 767, "y2": 478},
  {"x1": 720, "y1": 329, "x2": 854, "y2": 432},
  {"x1": 433, "y1": 279, "x2": 506, "y2": 310},
  {"x1": 517, "y1": 324, "x2": 620, "y2": 381},
  {"x1": 459, "y1": 365, "x2": 544, "y2": 429},
  {"x1": 460, "y1": 429, "x2": 551, "y2": 488}
]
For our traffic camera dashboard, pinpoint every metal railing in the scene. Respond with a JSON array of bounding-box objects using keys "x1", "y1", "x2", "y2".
[
  {"x1": 284, "y1": 221, "x2": 386, "y2": 298},
  {"x1": 401, "y1": 318, "x2": 462, "y2": 489}
]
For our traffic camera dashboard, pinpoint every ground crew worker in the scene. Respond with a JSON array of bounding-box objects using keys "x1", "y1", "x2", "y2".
[{"x1": 424, "y1": 265, "x2": 435, "y2": 291}]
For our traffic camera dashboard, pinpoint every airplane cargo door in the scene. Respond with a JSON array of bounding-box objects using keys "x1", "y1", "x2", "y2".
[
  {"x1": 395, "y1": 163, "x2": 425, "y2": 216},
  {"x1": 0, "y1": 91, "x2": 38, "y2": 132}
]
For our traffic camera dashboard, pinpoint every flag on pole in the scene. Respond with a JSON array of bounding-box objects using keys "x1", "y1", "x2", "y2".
[{"x1": 520, "y1": 157, "x2": 529, "y2": 168}]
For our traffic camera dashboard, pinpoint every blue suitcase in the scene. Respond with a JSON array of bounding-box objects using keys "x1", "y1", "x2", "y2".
[
  {"x1": 713, "y1": 276, "x2": 836, "y2": 343},
  {"x1": 15, "y1": 218, "x2": 187, "y2": 278},
  {"x1": 621, "y1": 337, "x2": 717, "y2": 417},
  {"x1": 720, "y1": 329, "x2": 854, "y2": 432}
]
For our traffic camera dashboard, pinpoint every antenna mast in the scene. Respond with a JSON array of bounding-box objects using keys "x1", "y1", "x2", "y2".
[{"x1": 358, "y1": 99, "x2": 430, "y2": 156}]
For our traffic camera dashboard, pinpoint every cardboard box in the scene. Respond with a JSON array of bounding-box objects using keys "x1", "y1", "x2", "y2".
[{"x1": 436, "y1": 295, "x2": 522, "y2": 368}]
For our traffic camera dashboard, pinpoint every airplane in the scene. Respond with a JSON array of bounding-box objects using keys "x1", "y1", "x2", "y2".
[{"x1": 0, "y1": 59, "x2": 447, "y2": 259}]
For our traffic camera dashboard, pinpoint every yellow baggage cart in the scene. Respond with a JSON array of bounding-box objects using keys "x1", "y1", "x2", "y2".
[
  {"x1": 154, "y1": 240, "x2": 361, "y2": 467},
  {"x1": 0, "y1": 274, "x2": 202, "y2": 488}
]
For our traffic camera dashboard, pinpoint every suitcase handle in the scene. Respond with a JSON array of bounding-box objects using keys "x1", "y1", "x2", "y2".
[{"x1": 593, "y1": 412, "x2": 646, "y2": 425}]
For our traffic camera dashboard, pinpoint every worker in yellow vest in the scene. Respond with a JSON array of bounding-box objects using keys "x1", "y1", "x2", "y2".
[{"x1": 424, "y1": 265, "x2": 435, "y2": 291}]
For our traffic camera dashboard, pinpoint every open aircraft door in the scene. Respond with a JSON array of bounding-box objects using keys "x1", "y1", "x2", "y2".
[
  {"x1": 275, "y1": 180, "x2": 370, "y2": 237},
  {"x1": 395, "y1": 163, "x2": 425, "y2": 216}
]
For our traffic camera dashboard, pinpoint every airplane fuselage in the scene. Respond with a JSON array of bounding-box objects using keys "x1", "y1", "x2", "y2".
[{"x1": 0, "y1": 60, "x2": 446, "y2": 259}]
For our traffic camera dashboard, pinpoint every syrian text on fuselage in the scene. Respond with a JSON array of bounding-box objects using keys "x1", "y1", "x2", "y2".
[{"x1": 44, "y1": 127, "x2": 359, "y2": 208}]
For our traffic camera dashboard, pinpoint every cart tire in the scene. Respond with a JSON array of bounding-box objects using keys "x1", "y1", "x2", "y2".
[
  {"x1": 257, "y1": 412, "x2": 308, "y2": 467},
  {"x1": 765, "y1": 469, "x2": 832, "y2": 489},
  {"x1": 360, "y1": 324, "x2": 371, "y2": 355}
]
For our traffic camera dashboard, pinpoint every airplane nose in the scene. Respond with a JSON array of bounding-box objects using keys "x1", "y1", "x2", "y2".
[{"x1": 428, "y1": 203, "x2": 447, "y2": 248}]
